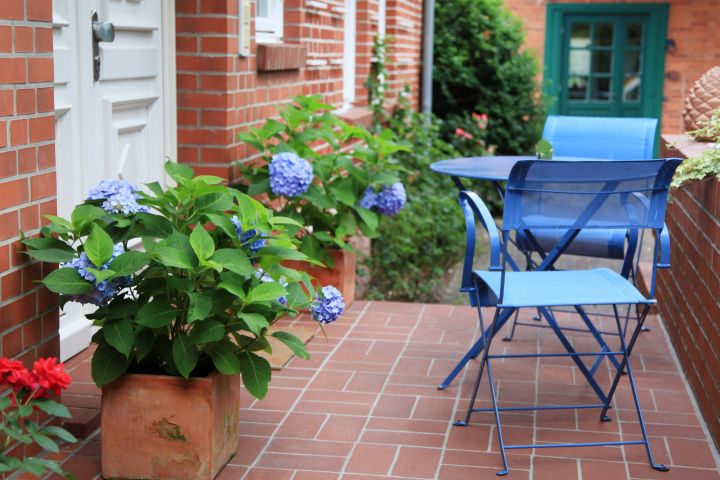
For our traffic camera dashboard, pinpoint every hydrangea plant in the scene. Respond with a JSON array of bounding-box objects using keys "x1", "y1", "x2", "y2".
[
  {"x1": 238, "y1": 95, "x2": 409, "y2": 267},
  {"x1": 22, "y1": 162, "x2": 344, "y2": 400}
]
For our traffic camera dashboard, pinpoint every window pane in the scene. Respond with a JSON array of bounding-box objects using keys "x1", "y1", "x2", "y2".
[
  {"x1": 623, "y1": 76, "x2": 641, "y2": 101},
  {"x1": 594, "y1": 23, "x2": 614, "y2": 46},
  {"x1": 257, "y1": 0, "x2": 269, "y2": 17},
  {"x1": 568, "y1": 76, "x2": 589, "y2": 100},
  {"x1": 569, "y1": 50, "x2": 590, "y2": 76},
  {"x1": 591, "y1": 77, "x2": 612, "y2": 101},
  {"x1": 570, "y1": 23, "x2": 591, "y2": 48},
  {"x1": 624, "y1": 51, "x2": 642, "y2": 74},
  {"x1": 627, "y1": 23, "x2": 643, "y2": 47},
  {"x1": 592, "y1": 51, "x2": 612, "y2": 74}
]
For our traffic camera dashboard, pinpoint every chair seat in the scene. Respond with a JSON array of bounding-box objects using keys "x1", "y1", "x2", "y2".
[
  {"x1": 515, "y1": 228, "x2": 627, "y2": 259},
  {"x1": 473, "y1": 268, "x2": 650, "y2": 308}
]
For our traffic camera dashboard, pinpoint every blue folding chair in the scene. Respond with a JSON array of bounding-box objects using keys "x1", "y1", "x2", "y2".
[
  {"x1": 454, "y1": 158, "x2": 681, "y2": 476},
  {"x1": 508, "y1": 115, "x2": 661, "y2": 341}
]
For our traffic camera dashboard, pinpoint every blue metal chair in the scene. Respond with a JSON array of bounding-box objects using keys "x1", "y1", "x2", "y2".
[
  {"x1": 508, "y1": 115, "x2": 661, "y2": 340},
  {"x1": 455, "y1": 158, "x2": 681, "y2": 476}
]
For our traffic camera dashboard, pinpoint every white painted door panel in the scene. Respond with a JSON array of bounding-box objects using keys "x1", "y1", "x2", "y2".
[{"x1": 53, "y1": 0, "x2": 174, "y2": 361}]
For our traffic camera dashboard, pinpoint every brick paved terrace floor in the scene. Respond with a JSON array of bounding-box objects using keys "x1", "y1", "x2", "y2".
[{"x1": 46, "y1": 301, "x2": 719, "y2": 480}]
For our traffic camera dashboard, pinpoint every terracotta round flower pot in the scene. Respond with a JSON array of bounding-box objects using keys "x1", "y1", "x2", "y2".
[
  {"x1": 285, "y1": 248, "x2": 356, "y2": 304},
  {"x1": 101, "y1": 371, "x2": 240, "y2": 480}
]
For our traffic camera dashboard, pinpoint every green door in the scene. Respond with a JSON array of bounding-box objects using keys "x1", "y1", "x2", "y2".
[{"x1": 545, "y1": 4, "x2": 669, "y2": 120}]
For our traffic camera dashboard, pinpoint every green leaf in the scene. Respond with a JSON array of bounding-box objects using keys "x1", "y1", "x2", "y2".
[
  {"x1": 134, "y1": 328, "x2": 155, "y2": 362},
  {"x1": 21, "y1": 236, "x2": 74, "y2": 251},
  {"x1": 269, "y1": 215, "x2": 304, "y2": 228},
  {"x1": 29, "y1": 431, "x2": 59, "y2": 453},
  {"x1": 135, "y1": 298, "x2": 177, "y2": 328},
  {"x1": 84, "y1": 267, "x2": 116, "y2": 283},
  {"x1": 212, "y1": 249, "x2": 254, "y2": 276},
  {"x1": 247, "y1": 178, "x2": 270, "y2": 197},
  {"x1": 190, "y1": 319, "x2": 225, "y2": 344},
  {"x1": 155, "y1": 246, "x2": 195, "y2": 269},
  {"x1": 193, "y1": 175, "x2": 225, "y2": 185},
  {"x1": 237, "y1": 312, "x2": 269, "y2": 336},
  {"x1": 42, "y1": 215, "x2": 73, "y2": 230},
  {"x1": 535, "y1": 139, "x2": 554, "y2": 160},
  {"x1": 91, "y1": 339, "x2": 130, "y2": 386},
  {"x1": 204, "y1": 213, "x2": 239, "y2": 239},
  {"x1": 108, "y1": 251, "x2": 149, "y2": 277},
  {"x1": 246, "y1": 282, "x2": 287, "y2": 304},
  {"x1": 196, "y1": 192, "x2": 234, "y2": 213},
  {"x1": 327, "y1": 178, "x2": 357, "y2": 206},
  {"x1": 301, "y1": 185, "x2": 335, "y2": 209},
  {"x1": 187, "y1": 292, "x2": 213, "y2": 323},
  {"x1": 272, "y1": 331, "x2": 311, "y2": 360},
  {"x1": 24, "y1": 457, "x2": 67, "y2": 477},
  {"x1": 172, "y1": 333, "x2": 198, "y2": 379},
  {"x1": 85, "y1": 224, "x2": 114, "y2": 267},
  {"x1": 208, "y1": 340, "x2": 242, "y2": 375},
  {"x1": 261, "y1": 245, "x2": 315, "y2": 263},
  {"x1": 103, "y1": 318, "x2": 134, "y2": 358},
  {"x1": 71, "y1": 204, "x2": 106, "y2": 230},
  {"x1": 42, "y1": 268, "x2": 93, "y2": 294},
  {"x1": 165, "y1": 161, "x2": 194, "y2": 183},
  {"x1": 238, "y1": 352, "x2": 271, "y2": 400},
  {"x1": 355, "y1": 206, "x2": 379, "y2": 231},
  {"x1": 24, "y1": 248, "x2": 76, "y2": 263},
  {"x1": 218, "y1": 271, "x2": 247, "y2": 299},
  {"x1": 41, "y1": 425, "x2": 77, "y2": 444},
  {"x1": 190, "y1": 225, "x2": 215, "y2": 261},
  {"x1": 33, "y1": 399, "x2": 71, "y2": 418},
  {"x1": 137, "y1": 213, "x2": 175, "y2": 237}
]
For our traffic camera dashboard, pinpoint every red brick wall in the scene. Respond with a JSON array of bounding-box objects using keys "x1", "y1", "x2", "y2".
[
  {"x1": 503, "y1": 0, "x2": 720, "y2": 134},
  {"x1": 0, "y1": 0, "x2": 58, "y2": 369},
  {"x1": 176, "y1": 0, "x2": 423, "y2": 180},
  {"x1": 655, "y1": 142, "x2": 720, "y2": 447},
  {"x1": 386, "y1": 0, "x2": 422, "y2": 105}
]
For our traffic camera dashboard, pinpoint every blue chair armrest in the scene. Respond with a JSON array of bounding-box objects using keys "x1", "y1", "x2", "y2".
[{"x1": 458, "y1": 190, "x2": 502, "y2": 294}]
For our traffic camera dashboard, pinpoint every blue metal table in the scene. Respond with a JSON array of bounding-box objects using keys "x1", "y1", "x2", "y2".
[{"x1": 431, "y1": 155, "x2": 623, "y2": 392}]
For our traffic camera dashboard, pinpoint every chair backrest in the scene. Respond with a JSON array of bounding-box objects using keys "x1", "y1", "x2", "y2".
[
  {"x1": 503, "y1": 159, "x2": 681, "y2": 233},
  {"x1": 543, "y1": 115, "x2": 658, "y2": 159}
]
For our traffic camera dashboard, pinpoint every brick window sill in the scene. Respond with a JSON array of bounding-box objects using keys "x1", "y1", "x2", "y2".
[
  {"x1": 336, "y1": 102, "x2": 398, "y2": 128},
  {"x1": 257, "y1": 43, "x2": 307, "y2": 72}
]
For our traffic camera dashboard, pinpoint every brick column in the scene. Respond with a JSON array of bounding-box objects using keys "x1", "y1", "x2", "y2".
[
  {"x1": 386, "y1": 0, "x2": 422, "y2": 108},
  {"x1": 0, "y1": 1, "x2": 59, "y2": 367}
]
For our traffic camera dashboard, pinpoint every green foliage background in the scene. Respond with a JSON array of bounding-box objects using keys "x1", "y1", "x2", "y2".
[{"x1": 433, "y1": 0, "x2": 545, "y2": 154}]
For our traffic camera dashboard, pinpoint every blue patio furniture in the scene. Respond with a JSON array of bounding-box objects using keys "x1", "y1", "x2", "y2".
[
  {"x1": 454, "y1": 158, "x2": 681, "y2": 475},
  {"x1": 508, "y1": 115, "x2": 661, "y2": 341}
]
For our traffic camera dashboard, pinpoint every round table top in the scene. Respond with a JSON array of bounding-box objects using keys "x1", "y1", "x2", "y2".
[{"x1": 430, "y1": 155, "x2": 599, "y2": 181}]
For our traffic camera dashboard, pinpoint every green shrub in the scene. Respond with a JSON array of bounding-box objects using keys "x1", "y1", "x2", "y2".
[
  {"x1": 433, "y1": 0, "x2": 545, "y2": 154},
  {"x1": 365, "y1": 89, "x2": 498, "y2": 302}
]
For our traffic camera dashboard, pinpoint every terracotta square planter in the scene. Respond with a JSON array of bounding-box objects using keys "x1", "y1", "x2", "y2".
[
  {"x1": 286, "y1": 248, "x2": 356, "y2": 304},
  {"x1": 101, "y1": 371, "x2": 240, "y2": 480}
]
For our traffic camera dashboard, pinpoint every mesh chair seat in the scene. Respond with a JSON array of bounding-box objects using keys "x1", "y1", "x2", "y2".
[{"x1": 473, "y1": 268, "x2": 649, "y2": 308}]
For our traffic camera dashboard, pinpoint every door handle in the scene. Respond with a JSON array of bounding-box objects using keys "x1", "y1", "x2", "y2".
[{"x1": 92, "y1": 10, "x2": 115, "y2": 81}]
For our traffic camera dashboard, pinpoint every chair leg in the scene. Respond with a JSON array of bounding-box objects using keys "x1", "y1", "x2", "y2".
[
  {"x1": 438, "y1": 308, "x2": 515, "y2": 390},
  {"x1": 454, "y1": 304, "x2": 511, "y2": 476},
  {"x1": 601, "y1": 305, "x2": 668, "y2": 472},
  {"x1": 502, "y1": 309, "x2": 521, "y2": 342}
]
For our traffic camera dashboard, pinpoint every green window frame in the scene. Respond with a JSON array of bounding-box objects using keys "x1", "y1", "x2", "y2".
[{"x1": 543, "y1": 3, "x2": 669, "y2": 121}]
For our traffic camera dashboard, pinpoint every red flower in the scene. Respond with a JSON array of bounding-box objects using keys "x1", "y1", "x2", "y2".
[
  {"x1": 0, "y1": 358, "x2": 31, "y2": 391},
  {"x1": 472, "y1": 113, "x2": 489, "y2": 129},
  {"x1": 6, "y1": 367, "x2": 38, "y2": 393},
  {"x1": 455, "y1": 128, "x2": 474, "y2": 140},
  {"x1": 0, "y1": 358, "x2": 26, "y2": 381},
  {"x1": 32, "y1": 357, "x2": 71, "y2": 397}
]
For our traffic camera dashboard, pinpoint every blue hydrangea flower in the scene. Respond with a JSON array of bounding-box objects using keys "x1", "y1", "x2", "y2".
[
  {"x1": 358, "y1": 187, "x2": 378, "y2": 209},
  {"x1": 231, "y1": 216, "x2": 266, "y2": 255},
  {"x1": 376, "y1": 182, "x2": 406, "y2": 216},
  {"x1": 61, "y1": 243, "x2": 131, "y2": 306},
  {"x1": 268, "y1": 152, "x2": 313, "y2": 197},
  {"x1": 255, "y1": 268, "x2": 288, "y2": 305},
  {"x1": 87, "y1": 179, "x2": 149, "y2": 215},
  {"x1": 311, "y1": 285, "x2": 345, "y2": 324}
]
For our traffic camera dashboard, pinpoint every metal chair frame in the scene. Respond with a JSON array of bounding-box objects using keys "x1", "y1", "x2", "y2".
[{"x1": 449, "y1": 159, "x2": 680, "y2": 476}]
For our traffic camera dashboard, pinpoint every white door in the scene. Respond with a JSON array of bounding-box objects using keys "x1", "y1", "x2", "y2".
[{"x1": 53, "y1": 0, "x2": 176, "y2": 361}]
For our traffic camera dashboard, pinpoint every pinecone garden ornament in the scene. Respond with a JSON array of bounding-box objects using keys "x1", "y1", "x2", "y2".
[{"x1": 682, "y1": 66, "x2": 720, "y2": 140}]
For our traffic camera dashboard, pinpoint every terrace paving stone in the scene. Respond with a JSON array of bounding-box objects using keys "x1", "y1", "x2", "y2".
[{"x1": 41, "y1": 301, "x2": 719, "y2": 479}]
